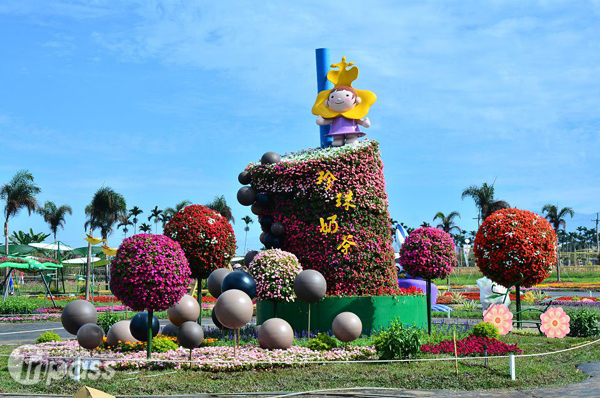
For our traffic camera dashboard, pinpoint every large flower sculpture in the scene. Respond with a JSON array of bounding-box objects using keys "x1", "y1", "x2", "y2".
[
  {"x1": 540, "y1": 307, "x2": 570, "y2": 338},
  {"x1": 399, "y1": 227, "x2": 457, "y2": 280},
  {"x1": 474, "y1": 208, "x2": 557, "y2": 288},
  {"x1": 110, "y1": 234, "x2": 191, "y2": 311},
  {"x1": 483, "y1": 304, "x2": 513, "y2": 335},
  {"x1": 248, "y1": 249, "x2": 303, "y2": 302},
  {"x1": 163, "y1": 204, "x2": 236, "y2": 279}
]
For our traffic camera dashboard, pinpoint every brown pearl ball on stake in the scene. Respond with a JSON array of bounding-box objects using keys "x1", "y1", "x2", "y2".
[
  {"x1": 107, "y1": 320, "x2": 138, "y2": 346},
  {"x1": 77, "y1": 323, "x2": 104, "y2": 350},
  {"x1": 258, "y1": 318, "x2": 294, "y2": 350},
  {"x1": 294, "y1": 270, "x2": 327, "y2": 303},
  {"x1": 207, "y1": 268, "x2": 232, "y2": 298},
  {"x1": 167, "y1": 294, "x2": 201, "y2": 326},
  {"x1": 214, "y1": 289, "x2": 253, "y2": 329},
  {"x1": 332, "y1": 312, "x2": 362, "y2": 343},
  {"x1": 61, "y1": 299, "x2": 98, "y2": 335}
]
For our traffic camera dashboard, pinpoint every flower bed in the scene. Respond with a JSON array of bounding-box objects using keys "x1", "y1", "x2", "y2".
[
  {"x1": 421, "y1": 336, "x2": 522, "y2": 356},
  {"x1": 0, "y1": 313, "x2": 61, "y2": 322},
  {"x1": 17, "y1": 340, "x2": 376, "y2": 372}
]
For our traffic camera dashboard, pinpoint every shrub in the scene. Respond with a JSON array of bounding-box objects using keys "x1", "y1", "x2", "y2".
[
  {"x1": 0, "y1": 298, "x2": 38, "y2": 314},
  {"x1": 97, "y1": 311, "x2": 121, "y2": 334},
  {"x1": 567, "y1": 309, "x2": 600, "y2": 337},
  {"x1": 472, "y1": 322, "x2": 499, "y2": 339},
  {"x1": 248, "y1": 249, "x2": 302, "y2": 302},
  {"x1": 110, "y1": 234, "x2": 191, "y2": 312},
  {"x1": 153, "y1": 335, "x2": 179, "y2": 353},
  {"x1": 399, "y1": 227, "x2": 457, "y2": 280},
  {"x1": 36, "y1": 331, "x2": 61, "y2": 344},
  {"x1": 308, "y1": 332, "x2": 338, "y2": 351},
  {"x1": 374, "y1": 320, "x2": 424, "y2": 360},
  {"x1": 163, "y1": 204, "x2": 236, "y2": 279},
  {"x1": 474, "y1": 209, "x2": 557, "y2": 288},
  {"x1": 421, "y1": 335, "x2": 522, "y2": 356}
]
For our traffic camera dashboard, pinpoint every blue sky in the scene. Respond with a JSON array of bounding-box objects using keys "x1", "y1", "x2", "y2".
[{"x1": 1, "y1": 0, "x2": 599, "y2": 252}]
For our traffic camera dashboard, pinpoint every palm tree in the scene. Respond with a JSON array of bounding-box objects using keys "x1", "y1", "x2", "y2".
[
  {"x1": 139, "y1": 223, "x2": 152, "y2": 233},
  {"x1": 241, "y1": 215, "x2": 254, "y2": 252},
  {"x1": 433, "y1": 211, "x2": 462, "y2": 234},
  {"x1": 206, "y1": 195, "x2": 235, "y2": 223},
  {"x1": 39, "y1": 201, "x2": 73, "y2": 243},
  {"x1": 542, "y1": 205, "x2": 575, "y2": 231},
  {"x1": 84, "y1": 187, "x2": 127, "y2": 300},
  {"x1": 1, "y1": 170, "x2": 41, "y2": 257},
  {"x1": 9, "y1": 229, "x2": 50, "y2": 245},
  {"x1": 164, "y1": 200, "x2": 192, "y2": 219},
  {"x1": 542, "y1": 204, "x2": 575, "y2": 282},
  {"x1": 128, "y1": 206, "x2": 143, "y2": 234},
  {"x1": 117, "y1": 214, "x2": 133, "y2": 238},
  {"x1": 461, "y1": 182, "x2": 510, "y2": 223},
  {"x1": 148, "y1": 206, "x2": 163, "y2": 234}
]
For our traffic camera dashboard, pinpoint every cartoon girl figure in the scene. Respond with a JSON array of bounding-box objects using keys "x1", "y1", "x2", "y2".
[
  {"x1": 312, "y1": 57, "x2": 376, "y2": 147},
  {"x1": 316, "y1": 86, "x2": 371, "y2": 146}
]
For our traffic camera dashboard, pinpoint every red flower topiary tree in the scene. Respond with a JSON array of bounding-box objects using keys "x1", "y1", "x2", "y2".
[
  {"x1": 399, "y1": 227, "x2": 457, "y2": 334},
  {"x1": 163, "y1": 205, "x2": 236, "y2": 280},
  {"x1": 163, "y1": 204, "x2": 236, "y2": 324},
  {"x1": 110, "y1": 234, "x2": 191, "y2": 357},
  {"x1": 474, "y1": 208, "x2": 557, "y2": 327}
]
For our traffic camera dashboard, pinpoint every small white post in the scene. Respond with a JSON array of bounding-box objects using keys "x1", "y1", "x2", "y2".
[
  {"x1": 74, "y1": 357, "x2": 81, "y2": 382},
  {"x1": 509, "y1": 354, "x2": 516, "y2": 381}
]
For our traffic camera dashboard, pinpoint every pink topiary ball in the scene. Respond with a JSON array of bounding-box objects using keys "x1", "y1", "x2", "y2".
[
  {"x1": 110, "y1": 234, "x2": 191, "y2": 311},
  {"x1": 399, "y1": 227, "x2": 457, "y2": 280}
]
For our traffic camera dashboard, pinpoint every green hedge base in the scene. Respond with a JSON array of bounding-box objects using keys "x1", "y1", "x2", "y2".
[{"x1": 256, "y1": 295, "x2": 427, "y2": 333}]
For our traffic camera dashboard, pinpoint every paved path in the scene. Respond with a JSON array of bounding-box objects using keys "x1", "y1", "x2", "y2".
[
  {"x1": 0, "y1": 318, "x2": 217, "y2": 345},
  {"x1": 1, "y1": 362, "x2": 600, "y2": 397}
]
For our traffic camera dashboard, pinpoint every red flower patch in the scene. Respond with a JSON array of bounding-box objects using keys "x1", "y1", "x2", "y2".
[{"x1": 421, "y1": 335, "x2": 522, "y2": 356}]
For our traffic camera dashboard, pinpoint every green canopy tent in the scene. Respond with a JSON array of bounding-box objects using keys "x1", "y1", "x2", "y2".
[
  {"x1": 0, "y1": 245, "x2": 36, "y2": 255},
  {"x1": 0, "y1": 256, "x2": 56, "y2": 307}
]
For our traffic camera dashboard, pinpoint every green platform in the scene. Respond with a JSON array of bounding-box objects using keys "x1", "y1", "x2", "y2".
[{"x1": 256, "y1": 295, "x2": 427, "y2": 333}]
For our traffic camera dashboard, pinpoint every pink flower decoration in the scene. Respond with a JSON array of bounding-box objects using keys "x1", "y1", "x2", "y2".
[
  {"x1": 483, "y1": 304, "x2": 513, "y2": 335},
  {"x1": 540, "y1": 307, "x2": 570, "y2": 338}
]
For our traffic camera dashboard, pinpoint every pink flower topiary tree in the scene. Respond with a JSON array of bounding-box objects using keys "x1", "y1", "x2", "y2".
[
  {"x1": 399, "y1": 226, "x2": 457, "y2": 334},
  {"x1": 110, "y1": 234, "x2": 191, "y2": 357}
]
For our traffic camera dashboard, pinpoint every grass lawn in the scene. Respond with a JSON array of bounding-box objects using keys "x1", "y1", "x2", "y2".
[
  {"x1": 1, "y1": 335, "x2": 599, "y2": 395},
  {"x1": 434, "y1": 269, "x2": 600, "y2": 287}
]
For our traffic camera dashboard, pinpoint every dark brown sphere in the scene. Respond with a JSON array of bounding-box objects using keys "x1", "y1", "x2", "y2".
[
  {"x1": 244, "y1": 250, "x2": 258, "y2": 266},
  {"x1": 260, "y1": 232, "x2": 267, "y2": 244},
  {"x1": 177, "y1": 321, "x2": 204, "y2": 349},
  {"x1": 77, "y1": 323, "x2": 104, "y2": 350},
  {"x1": 207, "y1": 268, "x2": 232, "y2": 298},
  {"x1": 258, "y1": 318, "x2": 294, "y2": 350},
  {"x1": 167, "y1": 294, "x2": 200, "y2": 326},
  {"x1": 161, "y1": 323, "x2": 179, "y2": 337},
  {"x1": 251, "y1": 202, "x2": 264, "y2": 215},
  {"x1": 237, "y1": 186, "x2": 257, "y2": 206},
  {"x1": 271, "y1": 222, "x2": 285, "y2": 236},
  {"x1": 294, "y1": 270, "x2": 327, "y2": 303},
  {"x1": 238, "y1": 171, "x2": 251, "y2": 185},
  {"x1": 61, "y1": 299, "x2": 98, "y2": 335},
  {"x1": 261, "y1": 152, "x2": 281, "y2": 165}
]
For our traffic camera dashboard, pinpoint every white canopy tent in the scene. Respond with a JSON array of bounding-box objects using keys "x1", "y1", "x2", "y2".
[
  {"x1": 29, "y1": 242, "x2": 75, "y2": 251},
  {"x1": 62, "y1": 257, "x2": 101, "y2": 264}
]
